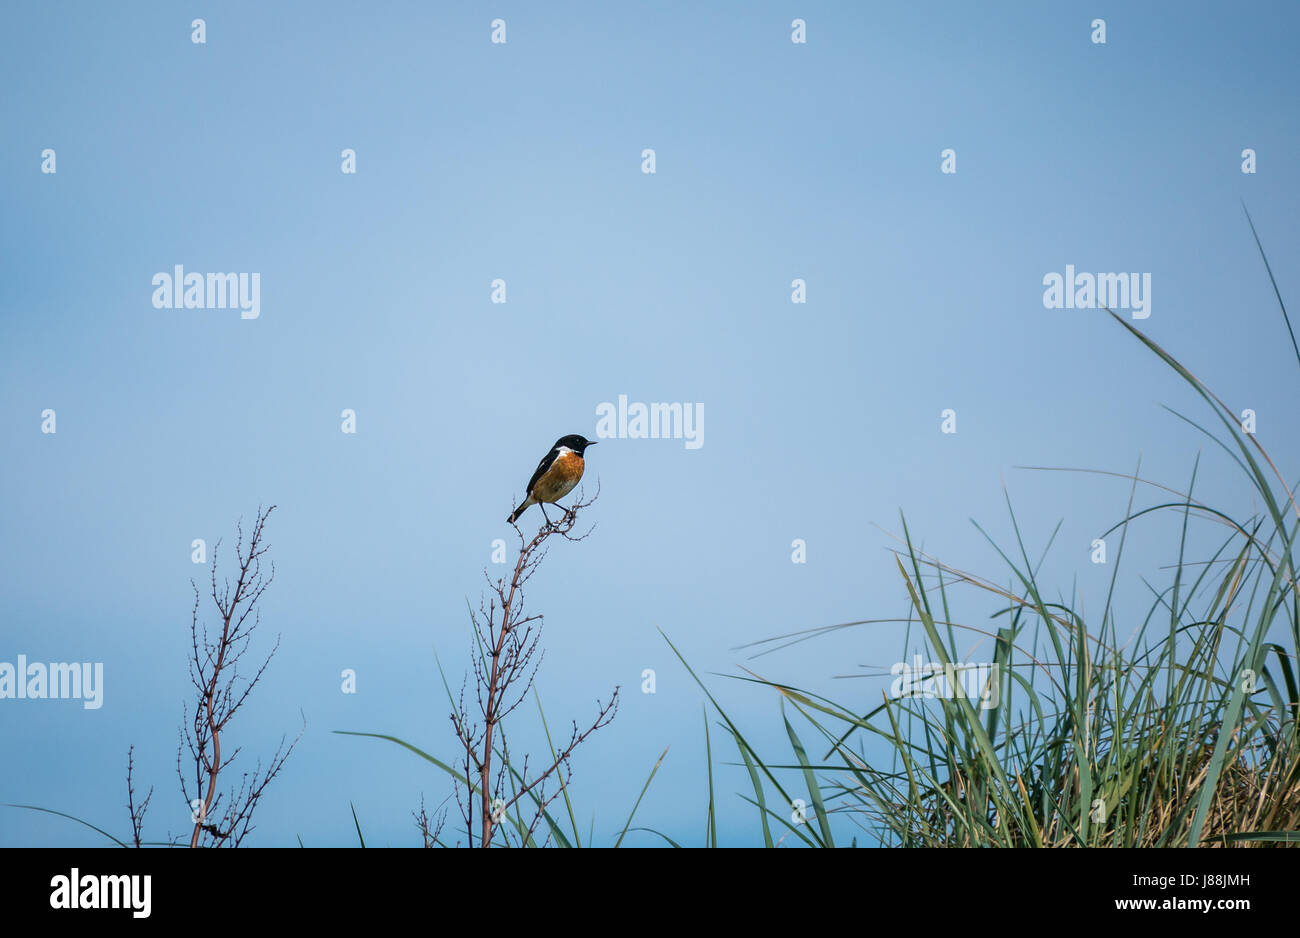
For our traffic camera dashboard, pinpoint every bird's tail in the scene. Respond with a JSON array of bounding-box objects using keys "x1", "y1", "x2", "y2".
[{"x1": 507, "y1": 497, "x2": 533, "y2": 524}]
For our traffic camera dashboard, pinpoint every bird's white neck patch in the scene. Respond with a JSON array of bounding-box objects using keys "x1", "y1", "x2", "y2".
[{"x1": 555, "y1": 446, "x2": 574, "y2": 455}]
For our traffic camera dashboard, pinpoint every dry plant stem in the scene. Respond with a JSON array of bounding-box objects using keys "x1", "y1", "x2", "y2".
[
  {"x1": 477, "y1": 523, "x2": 541, "y2": 841},
  {"x1": 125, "y1": 745, "x2": 152, "y2": 849},
  {"x1": 457, "y1": 486, "x2": 618, "y2": 847},
  {"x1": 181, "y1": 504, "x2": 301, "y2": 848},
  {"x1": 415, "y1": 796, "x2": 448, "y2": 848}
]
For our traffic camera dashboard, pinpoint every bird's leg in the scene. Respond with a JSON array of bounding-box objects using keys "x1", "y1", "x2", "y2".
[{"x1": 538, "y1": 503, "x2": 553, "y2": 526}]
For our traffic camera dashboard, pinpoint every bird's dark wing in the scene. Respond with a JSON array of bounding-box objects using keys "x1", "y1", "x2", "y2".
[{"x1": 524, "y1": 447, "x2": 559, "y2": 495}]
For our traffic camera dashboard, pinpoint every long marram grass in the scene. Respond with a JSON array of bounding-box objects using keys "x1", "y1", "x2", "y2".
[{"x1": 670, "y1": 208, "x2": 1299, "y2": 847}]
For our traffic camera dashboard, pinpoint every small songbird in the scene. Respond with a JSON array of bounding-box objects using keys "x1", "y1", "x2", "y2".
[{"x1": 507, "y1": 434, "x2": 597, "y2": 525}]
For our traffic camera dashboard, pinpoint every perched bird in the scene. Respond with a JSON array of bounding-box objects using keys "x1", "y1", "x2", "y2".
[{"x1": 507, "y1": 434, "x2": 597, "y2": 525}]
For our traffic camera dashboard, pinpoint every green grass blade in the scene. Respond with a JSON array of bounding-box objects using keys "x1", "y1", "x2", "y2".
[
  {"x1": 704, "y1": 708, "x2": 717, "y2": 848},
  {"x1": 4, "y1": 804, "x2": 130, "y2": 848},
  {"x1": 1242, "y1": 202, "x2": 1300, "y2": 370},
  {"x1": 615, "y1": 746, "x2": 669, "y2": 848},
  {"x1": 349, "y1": 801, "x2": 365, "y2": 848},
  {"x1": 735, "y1": 729, "x2": 774, "y2": 847},
  {"x1": 782, "y1": 702, "x2": 834, "y2": 847}
]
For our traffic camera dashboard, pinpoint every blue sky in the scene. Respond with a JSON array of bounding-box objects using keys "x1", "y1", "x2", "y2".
[{"x1": 2, "y1": 1, "x2": 1298, "y2": 846}]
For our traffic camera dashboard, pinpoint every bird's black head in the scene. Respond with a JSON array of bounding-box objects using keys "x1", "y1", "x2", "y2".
[{"x1": 554, "y1": 434, "x2": 597, "y2": 454}]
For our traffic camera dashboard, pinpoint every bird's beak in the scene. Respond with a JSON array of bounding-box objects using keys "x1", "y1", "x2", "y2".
[{"x1": 587, "y1": 440, "x2": 598, "y2": 446}]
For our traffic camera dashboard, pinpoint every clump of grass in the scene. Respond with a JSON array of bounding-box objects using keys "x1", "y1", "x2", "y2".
[{"x1": 671, "y1": 208, "x2": 1299, "y2": 847}]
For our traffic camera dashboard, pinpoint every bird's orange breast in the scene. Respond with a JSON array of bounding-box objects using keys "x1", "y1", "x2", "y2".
[{"x1": 532, "y1": 451, "x2": 584, "y2": 502}]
